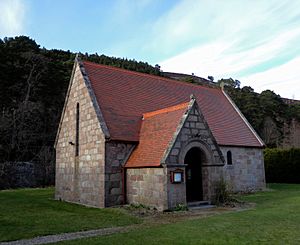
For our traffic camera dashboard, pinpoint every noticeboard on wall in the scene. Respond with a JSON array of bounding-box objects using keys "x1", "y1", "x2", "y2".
[{"x1": 170, "y1": 169, "x2": 184, "y2": 184}]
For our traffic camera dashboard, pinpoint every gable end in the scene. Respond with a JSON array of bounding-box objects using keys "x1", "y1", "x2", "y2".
[
  {"x1": 54, "y1": 57, "x2": 78, "y2": 147},
  {"x1": 162, "y1": 95, "x2": 225, "y2": 166},
  {"x1": 54, "y1": 56, "x2": 110, "y2": 148},
  {"x1": 78, "y1": 59, "x2": 110, "y2": 139}
]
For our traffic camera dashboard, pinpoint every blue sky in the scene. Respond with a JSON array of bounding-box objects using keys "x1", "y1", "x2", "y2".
[{"x1": 1, "y1": 0, "x2": 300, "y2": 99}]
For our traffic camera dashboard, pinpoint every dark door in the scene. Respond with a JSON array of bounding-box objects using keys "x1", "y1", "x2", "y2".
[{"x1": 185, "y1": 147, "x2": 203, "y2": 202}]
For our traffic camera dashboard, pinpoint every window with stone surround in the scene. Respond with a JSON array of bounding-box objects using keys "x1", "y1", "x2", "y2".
[
  {"x1": 75, "y1": 103, "x2": 79, "y2": 157},
  {"x1": 227, "y1": 150, "x2": 232, "y2": 165}
]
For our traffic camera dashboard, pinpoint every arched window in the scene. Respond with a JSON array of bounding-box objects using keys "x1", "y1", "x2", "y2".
[
  {"x1": 227, "y1": 151, "x2": 232, "y2": 165},
  {"x1": 75, "y1": 103, "x2": 79, "y2": 156}
]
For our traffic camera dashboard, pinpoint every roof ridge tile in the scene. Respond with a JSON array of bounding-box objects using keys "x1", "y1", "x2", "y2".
[{"x1": 143, "y1": 102, "x2": 189, "y2": 119}]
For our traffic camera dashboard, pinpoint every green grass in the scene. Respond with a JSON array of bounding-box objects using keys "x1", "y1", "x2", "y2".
[
  {"x1": 59, "y1": 184, "x2": 300, "y2": 245},
  {"x1": 0, "y1": 188, "x2": 140, "y2": 242}
]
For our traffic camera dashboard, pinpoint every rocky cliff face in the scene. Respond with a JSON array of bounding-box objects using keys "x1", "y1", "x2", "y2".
[{"x1": 282, "y1": 119, "x2": 300, "y2": 149}]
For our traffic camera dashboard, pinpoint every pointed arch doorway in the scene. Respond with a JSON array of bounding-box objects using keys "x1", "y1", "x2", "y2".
[{"x1": 184, "y1": 147, "x2": 204, "y2": 202}]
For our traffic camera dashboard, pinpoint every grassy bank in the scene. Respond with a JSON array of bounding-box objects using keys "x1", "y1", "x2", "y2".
[
  {"x1": 0, "y1": 188, "x2": 140, "y2": 242},
  {"x1": 59, "y1": 184, "x2": 300, "y2": 244}
]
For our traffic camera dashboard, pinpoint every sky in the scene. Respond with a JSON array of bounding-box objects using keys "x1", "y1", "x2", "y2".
[{"x1": 0, "y1": 0, "x2": 300, "y2": 100}]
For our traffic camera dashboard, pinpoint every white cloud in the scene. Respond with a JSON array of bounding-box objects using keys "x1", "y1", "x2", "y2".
[
  {"x1": 160, "y1": 26, "x2": 300, "y2": 77},
  {"x1": 241, "y1": 57, "x2": 300, "y2": 100},
  {"x1": 156, "y1": 0, "x2": 300, "y2": 100},
  {"x1": 159, "y1": 40, "x2": 232, "y2": 76},
  {"x1": 0, "y1": 0, "x2": 26, "y2": 37},
  {"x1": 146, "y1": 0, "x2": 210, "y2": 54},
  {"x1": 112, "y1": 0, "x2": 153, "y2": 20},
  {"x1": 147, "y1": 0, "x2": 300, "y2": 55}
]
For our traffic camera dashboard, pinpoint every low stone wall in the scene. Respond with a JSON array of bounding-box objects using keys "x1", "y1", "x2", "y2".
[
  {"x1": 221, "y1": 147, "x2": 266, "y2": 192},
  {"x1": 126, "y1": 168, "x2": 168, "y2": 211},
  {"x1": 0, "y1": 161, "x2": 54, "y2": 190}
]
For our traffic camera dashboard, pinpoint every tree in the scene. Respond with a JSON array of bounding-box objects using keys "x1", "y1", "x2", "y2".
[
  {"x1": 207, "y1": 76, "x2": 214, "y2": 82},
  {"x1": 217, "y1": 78, "x2": 240, "y2": 88}
]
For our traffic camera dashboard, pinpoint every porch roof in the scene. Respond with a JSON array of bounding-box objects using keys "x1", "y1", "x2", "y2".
[{"x1": 125, "y1": 102, "x2": 189, "y2": 168}]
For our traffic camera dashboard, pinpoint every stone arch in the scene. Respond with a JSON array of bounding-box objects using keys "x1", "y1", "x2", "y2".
[
  {"x1": 179, "y1": 138, "x2": 215, "y2": 202},
  {"x1": 179, "y1": 138, "x2": 214, "y2": 166}
]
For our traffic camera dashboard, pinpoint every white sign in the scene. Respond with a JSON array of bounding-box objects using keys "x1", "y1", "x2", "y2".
[{"x1": 174, "y1": 172, "x2": 182, "y2": 182}]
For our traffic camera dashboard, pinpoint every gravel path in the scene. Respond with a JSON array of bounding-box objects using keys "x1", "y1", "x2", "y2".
[{"x1": 0, "y1": 225, "x2": 138, "y2": 245}]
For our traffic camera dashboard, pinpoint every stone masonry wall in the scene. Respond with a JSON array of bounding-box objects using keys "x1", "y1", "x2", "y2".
[
  {"x1": 165, "y1": 103, "x2": 224, "y2": 207},
  {"x1": 105, "y1": 142, "x2": 134, "y2": 206},
  {"x1": 165, "y1": 105, "x2": 223, "y2": 166},
  {"x1": 0, "y1": 161, "x2": 54, "y2": 189},
  {"x1": 166, "y1": 166, "x2": 186, "y2": 208},
  {"x1": 221, "y1": 146, "x2": 266, "y2": 192},
  {"x1": 126, "y1": 168, "x2": 168, "y2": 211},
  {"x1": 55, "y1": 63, "x2": 106, "y2": 207},
  {"x1": 166, "y1": 162, "x2": 224, "y2": 207},
  {"x1": 201, "y1": 165, "x2": 224, "y2": 201}
]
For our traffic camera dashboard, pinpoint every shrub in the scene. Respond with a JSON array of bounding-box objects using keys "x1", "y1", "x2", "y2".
[
  {"x1": 172, "y1": 204, "x2": 188, "y2": 211},
  {"x1": 214, "y1": 178, "x2": 233, "y2": 205},
  {"x1": 128, "y1": 203, "x2": 150, "y2": 210},
  {"x1": 264, "y1": 148, "x2": 300, "y2": 183}
]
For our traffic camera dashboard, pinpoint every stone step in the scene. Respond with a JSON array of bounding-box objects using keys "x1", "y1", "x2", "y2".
[
  {"x1": 188, "y1": 204, "x2": 216, "y2": 210},
  {"x1": 188, "y1": 200, "x2": 211, "y2": 207}
]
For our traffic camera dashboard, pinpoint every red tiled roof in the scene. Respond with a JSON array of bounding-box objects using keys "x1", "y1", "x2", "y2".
[
  {"x1": 125, "y1": 102, "x2": 189, "y2": 167},
  {"x1": 83, "y1": 61, "x2": 263, "y2": 147}
]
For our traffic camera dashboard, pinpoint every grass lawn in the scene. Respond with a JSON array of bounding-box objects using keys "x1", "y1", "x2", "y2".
[
  {"x1": 59, "y1": 184, "x2": 300, "y2": 245},
  {"x1": 0, "y1": 188, "x2": 140, "y2": 242}
]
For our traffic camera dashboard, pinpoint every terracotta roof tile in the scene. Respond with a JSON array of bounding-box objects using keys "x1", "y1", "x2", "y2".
[
  {"x1": 125, "y1": 102, "x2": 188, "y2": 167},
  {"x1": 83, "y1": 61, "x2": 263, "y2": 147}
]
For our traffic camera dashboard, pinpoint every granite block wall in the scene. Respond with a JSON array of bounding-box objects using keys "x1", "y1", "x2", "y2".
[
  {"x1": 105, "y1": 142, "x2": 134, "y2": 206},
  {"x1": 55, "y1": 63, "x2": 105, "y2": 207},
  {"x1": 126, "y1": 168, "x2": 168, "y2": 211},
  {"x1": 166, "y1": 166, "x2": 186, "y2": 208},
  {"x1": 221, "y1": 146, "x2": 266, "y2": 192}
]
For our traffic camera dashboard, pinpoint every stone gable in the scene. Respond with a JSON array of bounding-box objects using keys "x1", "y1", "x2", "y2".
[
  {"x1": 162, "y1": 99, "x2": 225, "y2": 207},
  {"x1": 164, "y1": 99, "x2": 224, "y2": 166},
  {"x1": 55, "y1": 63, "x2": 106, "y2": 207}
]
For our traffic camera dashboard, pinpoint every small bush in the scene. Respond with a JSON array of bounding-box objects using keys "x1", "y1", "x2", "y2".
[
  {"x1": 214, "y1": 179, "x2": 233, "y2": 205},
  {"x1": 264, "y1": 148, "x2": 300, "y2": 183},
  {"x1": 172, "y1": 204, "x2": 188, "y2": 211},
  {"x1": 128, "y1": 203, "x2": 150, "y2": 210}
]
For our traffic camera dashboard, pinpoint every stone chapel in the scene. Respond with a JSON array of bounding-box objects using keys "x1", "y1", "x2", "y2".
[{"x1": 55, "y1": 57, "x2": 266, "y2": 210}]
